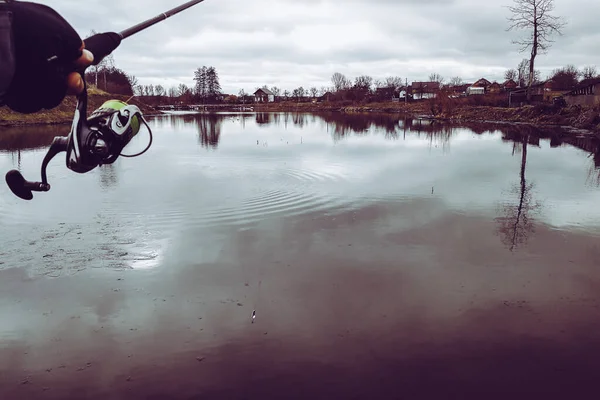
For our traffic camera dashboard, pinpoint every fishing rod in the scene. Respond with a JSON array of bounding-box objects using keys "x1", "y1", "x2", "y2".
[{"x1": 5, "y1": 0, "x2": 206, "y2": 201}]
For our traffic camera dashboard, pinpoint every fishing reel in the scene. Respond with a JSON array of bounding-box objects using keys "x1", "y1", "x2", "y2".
[{"x1": 5, "y1": 83, "x2": 152, "y2": 200}]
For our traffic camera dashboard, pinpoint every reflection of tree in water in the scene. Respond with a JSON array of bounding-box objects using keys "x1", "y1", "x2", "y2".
[
  {"x1": 495, "y1": 134, "x2": 541, "y2": 251},
  {"x1": 198, "y1": 114, "x2": 223, "y2": 150},
  {"x1": 407, "y1": 119, "x2": 453, "y2": 151}
]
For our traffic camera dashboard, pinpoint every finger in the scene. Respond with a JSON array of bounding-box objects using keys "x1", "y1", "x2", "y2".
[
  {"x1": 66, "y1": 72, "x2": 84, "y2": 95},
  {"x1": 74, "y1": 49, "x2": 94, "y2": 68}
]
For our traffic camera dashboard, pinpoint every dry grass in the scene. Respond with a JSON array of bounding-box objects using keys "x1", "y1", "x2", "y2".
[{"x1": 0, "y1": 91, "x2": 152, "y2": 126}]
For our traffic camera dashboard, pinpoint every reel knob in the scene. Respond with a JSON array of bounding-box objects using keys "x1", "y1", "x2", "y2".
[{"x1": 5, "y1": 170, "x2": 50, "y2": 201}]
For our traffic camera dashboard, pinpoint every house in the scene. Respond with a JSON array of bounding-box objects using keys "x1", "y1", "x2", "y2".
[
  {"x1": 374, "y1": 87, "x2": 400, "y2": 101},
  {"x1": 318, "y1": 91, "x2": 334, "y2": 102},
  {"x1": 467, "y1": 78, "x2": 492, "y2": 95},
  {"x1": 472, "y1": 78, "x2": 492, "y2": 88},
  {"x1": 564, "y1": 78, "x2": 600, "y2": 106},
  {"x1": 411, "y1": 82, "x2": 440, "y2": 100},
  {"x1": 254, "y1": 88, "x2": 275, "y2": 103},
  {"x1": 502, "y1": 79, "x2": 518, "y2": 91},
  {"x1": 489, "y1": 82, "x2": 502, "y2": 93},
  {"x1": 541, "y1": 79, "x2": 573, "y2": 102},
  {"x1": 508, "y1": 81, "x2": 547, "y2": 106}
]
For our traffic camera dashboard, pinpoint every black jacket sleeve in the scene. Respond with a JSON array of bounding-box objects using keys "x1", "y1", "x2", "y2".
[{"x1": 0, "y1": 7, "x2": 15, "y2": 107}]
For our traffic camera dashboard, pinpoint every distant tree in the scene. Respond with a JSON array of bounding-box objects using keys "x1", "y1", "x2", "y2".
[
  {"x1": 206, "y1": 67, "x2": 221, "y2": 99},
  {"x1": 319, "y1": 86, "x2": 329, "y2": 96},
  {"x1": 517, "y1": 58, "x2": 540, "y2": 86},
  {"x1": 194, "y1": 66, "x2": 208, "y2": 98},
  {"x1": 354, "y1": 75, "x2": 373, "y2": 91},
  {"x1": 384, "y1": 76, "x2": 403, "y2": 88},
  {"x1": 270, "y1": 86, "x2": 281, "y2": 97},
  {"x1": 283, "y1": 89, "x2": 290, "y2": 99},
  {"x1": 449, "y1": 76, "x2": 463, "y2": 86},
  {"x1": 168, "y1": 86, "x2": 178, "y2": 98},
  {"x1": 549, "y1": 65, "x2": 580, "y2": 90},
  {"x1": 507, "y1": 0, "x2": 567, "y2": 102},
  {"x1": 331, "y1": 72, "x2": 351, "y2": 92},
  {"x1": 310, "y1": 87, "x2": 318, "y2": 97},
  {"x1": 429, "y1": 73, "x2": 444, "y2": 84},
  {"x1": 155, "y1": 84, "x2": 165, "y2": 97},
  {"x1": 582, "y1": 66, "x2": 598, "y2": 80},
  {"x1": 292, "y1": 87, "x2": 305, "y2": 99},
  {"x1": 504, "y1": 69, "x2": 519, "y2": 81},
  {"x1": 194, "y1": 66, "x2": 221, "y2": 100}
]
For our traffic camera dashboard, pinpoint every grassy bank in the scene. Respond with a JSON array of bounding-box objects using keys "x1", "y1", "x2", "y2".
[
  {"x1": 0, "y1": 87, "x2": 154, "y2": 127},
  {"x1": 3, "y1": 93, "x2": 600, "y2": 136},
  {"x1": 253, "y1": 100, "x2": 600, "y2": 134}
]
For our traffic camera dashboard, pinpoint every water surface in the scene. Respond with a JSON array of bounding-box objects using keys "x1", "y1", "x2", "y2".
[{"x1": 1, "y1": 113, "x2": 600, "y2": 399}]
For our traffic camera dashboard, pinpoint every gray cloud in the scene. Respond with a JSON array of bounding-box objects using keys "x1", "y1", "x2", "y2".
[{"x1": 43, "y1": 0, "x2": 600, "y2": 94}]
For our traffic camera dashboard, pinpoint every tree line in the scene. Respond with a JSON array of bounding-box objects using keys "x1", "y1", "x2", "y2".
[{"x1": 94, "y1": 0, "x2": 593, "y2": 107}]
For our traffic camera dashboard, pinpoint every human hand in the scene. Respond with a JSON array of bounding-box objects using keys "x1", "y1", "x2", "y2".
[{"x1": 3, "y1": 2, "x2": 93, "y2": 113}]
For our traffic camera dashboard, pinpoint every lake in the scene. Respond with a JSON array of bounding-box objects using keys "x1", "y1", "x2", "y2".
[{"x1": 1, "y1": 112, "x2": 600, "y2": 399}]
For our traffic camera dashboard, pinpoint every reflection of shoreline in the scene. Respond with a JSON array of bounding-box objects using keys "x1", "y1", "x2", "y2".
[
  {"x1": 7, "y1": 114, "x2": 599, "y2": 179},
  {"x1": 0, "y1": 125, "x2": 66, "y2": 152}
]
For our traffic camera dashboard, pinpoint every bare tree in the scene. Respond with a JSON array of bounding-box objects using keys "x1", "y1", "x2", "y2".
[
  {"x1": 507, "y1": 0, "x2": 567, "y2": 102},
  {"x1": 270, "y1": 86, "x2": 281, "y2": 97},
  {"x1": 516, "y1": 58, "x2": 540, "y2": 87},
  {"x1": 354, "y1": 75, "x2": 373, "y2": 91},
  {"x1": 331, "y1": 72, "x2": 351, "y2": 92},
  {"x1": 582, "y1": 66, "x2": 598, "y2": 80},
  {"x1": 504, "y1": 69, "x2": 518, "y2": 81},
  {"x1": 384, "y1": 76, "x2": 403, "y2": 88},
  {"x1": 449, "y1": 76, "x2": 463, "y2": 86},
  {"x1": 428, "y1": 73, "x2": 444, "y2": 84},
  {"x1": 310, "y1": 87, "x2": 318, "y2": 98}
]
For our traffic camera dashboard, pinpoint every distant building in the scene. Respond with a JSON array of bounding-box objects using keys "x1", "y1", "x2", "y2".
[
  {"x1": 254, "y1": 88, "x2": 275, "y2": 103},
  {"x1": 318, "y1": 91, "x2": 334, "y2": 102},
  {"x1": 502, "y1": 79, "x2": 518, "y2": 91},
  {"x1": 488, "y1": 82, "x2": 502, "y2": 93},
  {"x1": 472, "y1": 78, "x2": 492, "y2": 88},
  {"x1": 467, "y1": 78, "x2": 492, "y2": 95},
  {"x1": 411, "y1": 81, "x2": 440, "y2": 100},
  {"x1": 466, "y1": 86, "x2": 485, "y2": 95},
  {"x1": 564, "y1": 78, "x2": 600, "y2": 106}
]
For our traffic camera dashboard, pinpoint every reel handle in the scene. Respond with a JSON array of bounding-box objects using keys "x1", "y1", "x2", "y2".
[{"x1": 5, "y1": 137, "x2": 68, "y2": 201}]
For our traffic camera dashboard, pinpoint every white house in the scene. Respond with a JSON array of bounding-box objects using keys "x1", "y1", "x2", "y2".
[{"x1": 254, "y1": 88, "x2": 275, "y2": 103}]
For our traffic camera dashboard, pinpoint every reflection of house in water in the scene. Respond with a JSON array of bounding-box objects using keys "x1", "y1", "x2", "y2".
[{"x1": 255, "y1": 113, "x2": 272, "y2": 125}]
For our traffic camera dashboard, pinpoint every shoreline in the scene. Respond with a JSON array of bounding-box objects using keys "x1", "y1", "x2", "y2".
[{"x1": 2, "y1": 98, "x2": 599, "y2": 137}]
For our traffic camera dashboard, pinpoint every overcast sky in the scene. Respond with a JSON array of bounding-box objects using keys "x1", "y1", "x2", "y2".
[{"x1": 45, "y1": 0, "x2": 599, "y2": 94}]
